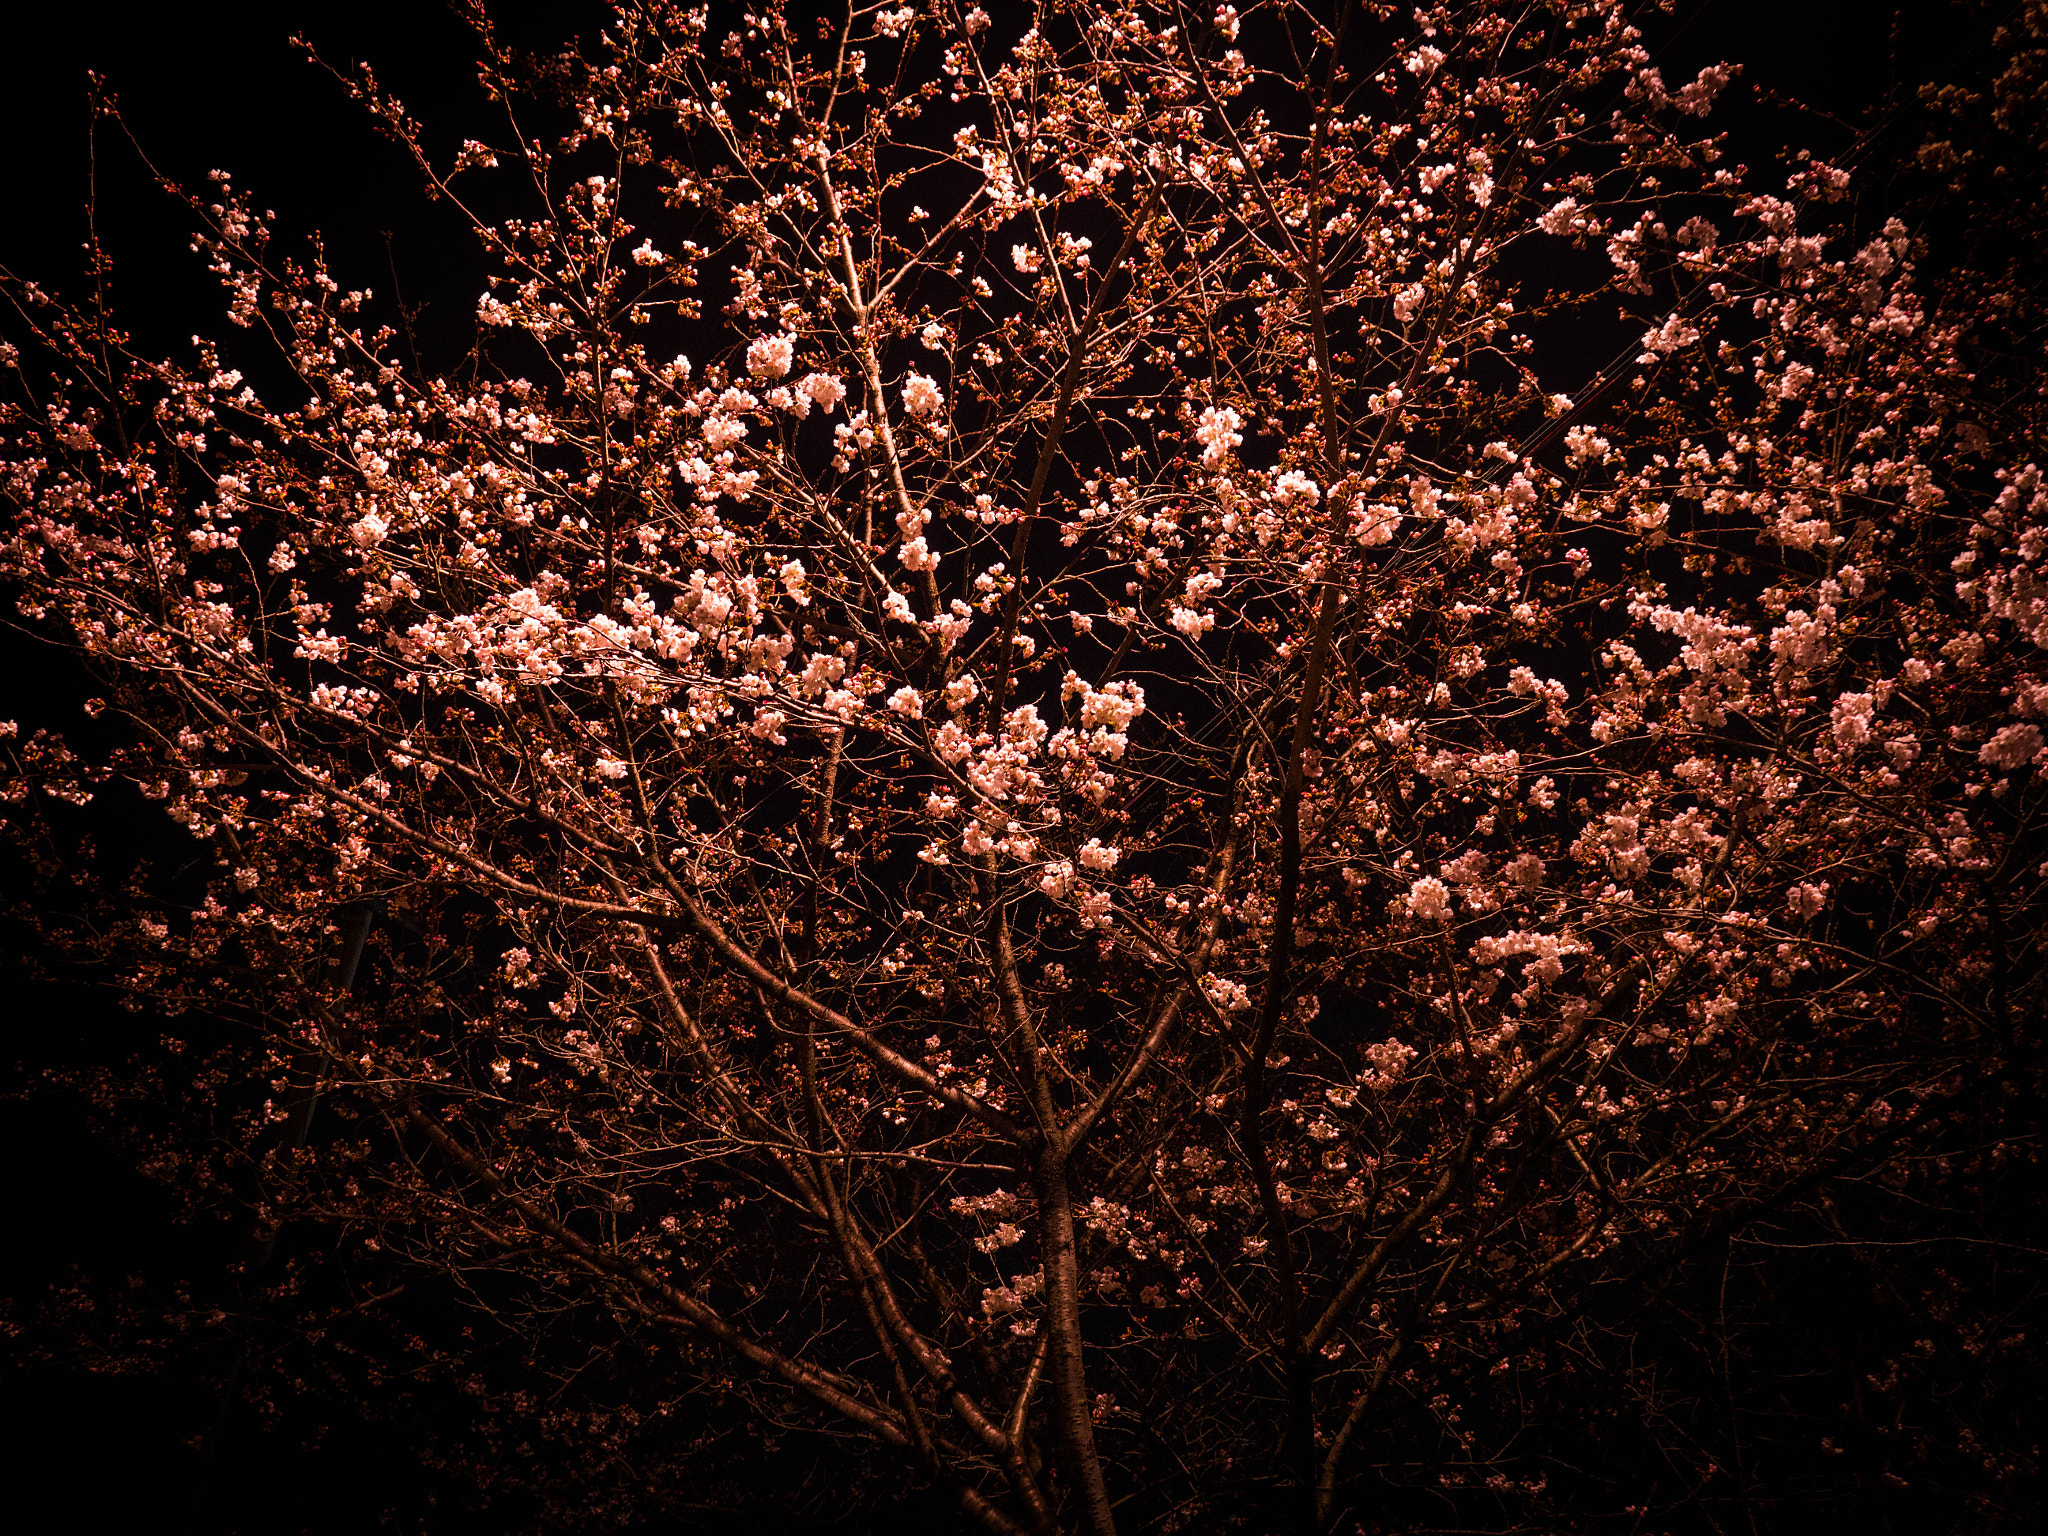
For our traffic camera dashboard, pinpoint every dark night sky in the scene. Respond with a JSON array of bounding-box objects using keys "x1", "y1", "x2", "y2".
[
  {"x1": 3, "y1": 3, "x2": 598, "y2": 367},
  {"x1": 0, "y1": 1, "x2": 1916, "y2": 326}
]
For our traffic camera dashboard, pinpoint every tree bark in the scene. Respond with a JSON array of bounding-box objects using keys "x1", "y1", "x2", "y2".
[{"x1": 1033, "y1": 1147, "x2": 1118, "y2": 1536}]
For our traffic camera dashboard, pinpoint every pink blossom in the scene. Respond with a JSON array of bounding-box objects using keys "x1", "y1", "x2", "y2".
[
  {"x1": 1359, "y1": 1037, "x2": 1417, "y2": 1089},
  {"x1": 1537, "y1": 197, "x2": 1583, "y2": 236},
  {"x1": 746, "y1": 333, "x2": 795, "y2": 379},
  {"x1": 1078, "y1": 838, "x2": 1120, "y2": 872},
  {"x1": 797, "y1": 372, "x2": 847, "y2": 410},
  {"x1": 1351, "y1": 501, "x2": 1400, "y2": 546},
  {"x1": 1830, "y1": 692, "x2": 1875, "y2": 749},
  {"x1": 1273, "y1": 469, "x2": 1319, "y2": 504},
  {"x1": 1194, "y1": 405, "x2": 1243, "y2": 468},
  {"x1": 1980, "y1": 723, "x2": 2044, "y2": 769},
  {"x1": 1673, "y1": 63, "x2": 1735, "y2": 116},
  {"x1": 902, "y1": 373, "x2": 943, "y2": 417},
  {"x1": 1405, "y1": 876, "x2": 1451, "y2": 922}
]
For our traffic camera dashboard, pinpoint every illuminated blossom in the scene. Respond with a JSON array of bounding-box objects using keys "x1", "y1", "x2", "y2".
[
  {"x1": 1194, "y1": 405, "x2": 1243, "y2": 468},
  {"x1": 746, "y1": 333, "x2": 795, "y2": 379},
  {"x1": 901, "y1": 372, "x2": 943, "y2": 416},
  {"x1": 1405, "y1": 876, "x2": 1451, "y2": 922}
]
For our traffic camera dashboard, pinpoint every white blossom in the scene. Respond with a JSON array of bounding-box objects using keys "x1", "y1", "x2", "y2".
[{"x1": 902, "y1": 373, "x2": 944, "y2": 417}]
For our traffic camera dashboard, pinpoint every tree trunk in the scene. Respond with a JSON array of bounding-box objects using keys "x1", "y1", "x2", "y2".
[{"x1": 1033, "y1": 1149, "x2": 1118, "y2": 1536}]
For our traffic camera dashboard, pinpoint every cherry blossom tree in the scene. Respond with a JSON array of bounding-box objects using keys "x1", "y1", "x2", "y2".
[{"x1": 4, "y1": 1, "x2": 2044, "y2": 1530}]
